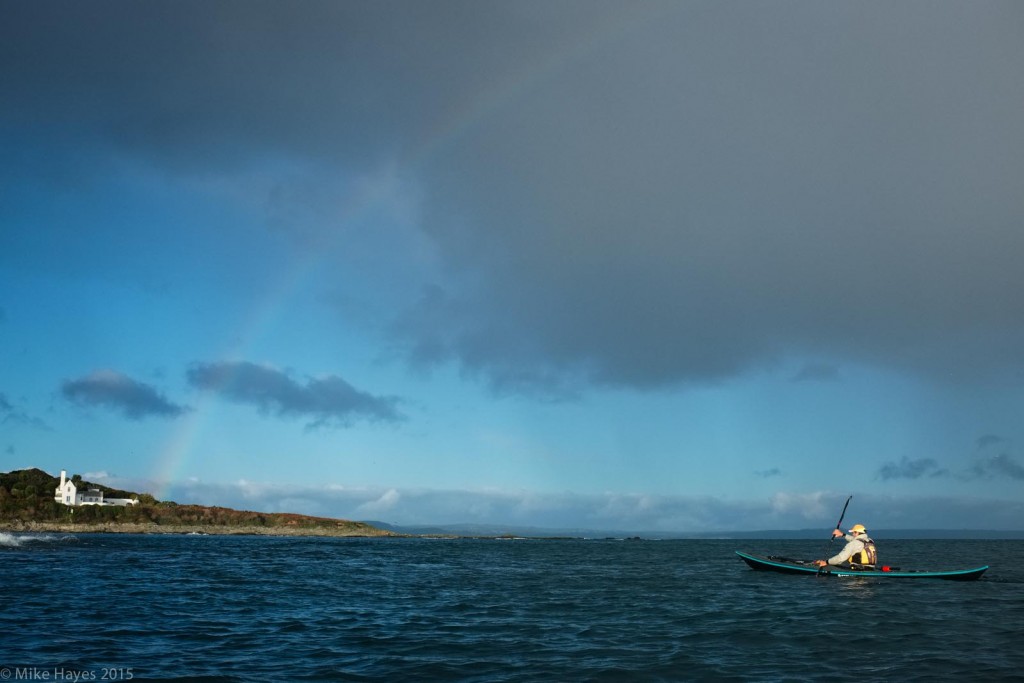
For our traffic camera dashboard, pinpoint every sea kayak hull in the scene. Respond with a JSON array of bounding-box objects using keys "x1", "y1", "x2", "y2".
[{"x1": 736, "y1": 551, "x2": 987, "y2": 581}]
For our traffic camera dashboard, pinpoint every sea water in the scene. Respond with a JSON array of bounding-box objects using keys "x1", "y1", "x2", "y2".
[{"x1": 2, "y1": 533, "x2": 1023, "y2": 681}]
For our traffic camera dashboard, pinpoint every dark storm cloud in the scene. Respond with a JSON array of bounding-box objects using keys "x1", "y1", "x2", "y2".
[
  {"x1": 187, "y1": 361, "x2": 402, "y2": 428},
  {"x1": 404, "y1": 2, "x2": 1024, "y2": 392},
  {"x1": 6, "y1": 2, "x2": 1024, "y2": 393},
  {"x1": 0, "y1": 0, "x2": 552, "y2": 173},
  {"x1": 61, "y1": 370, "x2": 187, "y2": 420},
  {"x1": 875, "y1": 457, "x2": 948, "y2": 481}
]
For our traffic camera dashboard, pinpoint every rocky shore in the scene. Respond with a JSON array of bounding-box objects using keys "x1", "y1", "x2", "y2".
[{"x1": 0, "y1": 520, "x2": 400, "y2": 537}]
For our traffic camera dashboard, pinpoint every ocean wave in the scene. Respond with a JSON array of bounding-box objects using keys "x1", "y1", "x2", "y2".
[
  {"x1": 0, "y1": 531, "x2": 77, "y2": 547},
  {"x1": 0, "y1": 532, "x2": 26, "y2": 547}
]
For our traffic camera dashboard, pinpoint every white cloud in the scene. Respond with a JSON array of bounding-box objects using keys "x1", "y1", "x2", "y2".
[
  {"x1": 113, "y1": 477, "x2": 1024, "y2": 533},
  {"x1": 356, "y1": 488, "x2": 401, "y2": 515},
  {"x1": 769, "y1": 491, "x2": 829, "y2": 519}
]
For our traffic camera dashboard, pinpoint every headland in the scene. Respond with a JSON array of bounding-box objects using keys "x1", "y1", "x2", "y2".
[{"x1": 1, "y1": 467, "x2": 397, "y2": 538}]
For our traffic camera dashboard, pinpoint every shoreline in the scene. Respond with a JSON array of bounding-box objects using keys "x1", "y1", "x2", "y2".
[
  {"x1": 0, "y1": 520, "x2": 402, "y2": 538},
  {"x1": 0, "y1": 522, "x2": 563, "y2": 540}
]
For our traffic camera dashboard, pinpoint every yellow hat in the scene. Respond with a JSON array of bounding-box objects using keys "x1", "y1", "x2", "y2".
[{"x1": 849, "y1": 524, "x2": 867, "y2": 534}]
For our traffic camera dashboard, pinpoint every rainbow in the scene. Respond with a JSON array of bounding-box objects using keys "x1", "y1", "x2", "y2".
[{"x1": 149, "y1": 5, "x2": 670, "y2": 497}]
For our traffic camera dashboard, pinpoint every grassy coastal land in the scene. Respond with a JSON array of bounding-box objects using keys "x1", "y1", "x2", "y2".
[{"x1": 0, "y1": 468, "x2": 396, "y2": 537}]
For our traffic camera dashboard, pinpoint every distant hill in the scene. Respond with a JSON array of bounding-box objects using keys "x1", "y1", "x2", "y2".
[
  {"x1": 0, "y1": 468, "x2": 392, "y2": 536},
  {"x1": 361, "y1": 521, "x2": 1024, "y2": 540}
]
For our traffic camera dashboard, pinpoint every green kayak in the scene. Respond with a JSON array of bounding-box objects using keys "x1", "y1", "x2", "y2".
[{"x1": 736, "y1": 550, "x2": 988, "y2": 581}]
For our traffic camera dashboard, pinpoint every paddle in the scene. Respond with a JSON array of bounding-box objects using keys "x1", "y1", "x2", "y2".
[
  {"x1": 830, "y1": 495, "x2": 853, "y2": 544},
  {"x1": 817, "y1": 495, "x2": 852, "y2": 573}
]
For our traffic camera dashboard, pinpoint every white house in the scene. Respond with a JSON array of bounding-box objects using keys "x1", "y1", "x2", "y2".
[{"x1": 54, "y1": 470, "x2": 138, "y2": 507}]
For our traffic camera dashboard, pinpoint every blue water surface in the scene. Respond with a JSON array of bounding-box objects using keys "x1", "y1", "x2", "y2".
[{"x1": 2, "y1": 533, "x2": 1022, "y2": 681}]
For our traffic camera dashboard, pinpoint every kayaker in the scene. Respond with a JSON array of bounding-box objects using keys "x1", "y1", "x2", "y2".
[{"x1": 814, "y1": 523, "x2": 877, "y2": 568}]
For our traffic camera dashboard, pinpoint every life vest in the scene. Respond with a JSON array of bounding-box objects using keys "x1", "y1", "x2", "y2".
[{"x1": 848, "y1": 540, "x2": 877, "y2": 567}]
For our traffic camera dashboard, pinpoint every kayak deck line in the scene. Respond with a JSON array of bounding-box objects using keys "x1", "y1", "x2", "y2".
[{"x1": 735, "y1": 550, "x2": 988, "y2": 581}]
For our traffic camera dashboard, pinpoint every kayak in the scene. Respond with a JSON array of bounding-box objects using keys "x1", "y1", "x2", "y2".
[{"x1": 735, "y1": 550, "x2": 988, "y2": 581}]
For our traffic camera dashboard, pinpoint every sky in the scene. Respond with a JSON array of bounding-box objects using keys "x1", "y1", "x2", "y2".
[{"x1": 2, "y1": 1, "x2": 1023, "y2": 532}]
